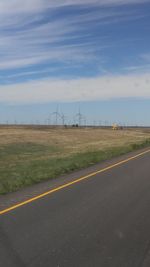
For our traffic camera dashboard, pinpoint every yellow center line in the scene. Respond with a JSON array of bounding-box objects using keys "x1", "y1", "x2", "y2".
[{"x1": 0, "y1": 149, "x2": 150, "y2": 216}]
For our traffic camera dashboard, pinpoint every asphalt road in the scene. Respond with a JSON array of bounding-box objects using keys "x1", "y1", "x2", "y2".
[{"x1": 0, "y1": 149, "x2": 150, "y2": 267}]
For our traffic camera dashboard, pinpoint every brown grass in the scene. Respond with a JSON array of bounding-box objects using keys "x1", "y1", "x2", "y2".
[
  {"x1": 0, "y1": 126, "x2": 150, "y2": 157},
  {"x1": 0, "y1": 126, "x2": 150, "y2": 194}
]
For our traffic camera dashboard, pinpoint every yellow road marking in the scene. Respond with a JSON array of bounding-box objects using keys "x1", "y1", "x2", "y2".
[{"x1": 0, "y1": 149, "x2": 150, "y2": 216}]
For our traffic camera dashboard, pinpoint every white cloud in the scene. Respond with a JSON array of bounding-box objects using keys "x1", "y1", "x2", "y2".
[
  {"x1": 124, "y1": 64, "x2": 150, "y2": 73},
  {"x1": 0, "y1": 73, "x2": 150, "y2": 104},
  {"x1": 0, "y1": 3, "x2": 110, "y2": 70},
  {"x1": 0, "y1": 0, "x2": 149, "y2": 15},
  {"x1": 0, "y1": 0, "x2": 149, "y2": 72},
  {"x1": 141, "y1": 53, "x2": 150, "y2": 62}
]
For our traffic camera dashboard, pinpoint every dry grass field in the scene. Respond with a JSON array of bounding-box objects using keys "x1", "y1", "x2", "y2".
[
  {"x1": 0, "y1": 126, "x2": 150, "y2": 194},
  {"x1": 0, "y1": 126, "x2": 150, "y2": 155}
]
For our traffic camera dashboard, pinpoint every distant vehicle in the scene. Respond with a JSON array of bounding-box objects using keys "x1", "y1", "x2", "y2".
[{"x1": 112, "y1": 124, "x2": 123, "y2": 130}]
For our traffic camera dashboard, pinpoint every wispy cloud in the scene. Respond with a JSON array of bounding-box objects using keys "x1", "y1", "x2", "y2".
[
  {"x1": 0, "y1": 0, "x2": 149, "y2": 15},
  {"x1": 140, "y1": 53, "x2": 150, "y2": 62},
  {"x1": 125, "y1": 65, "x2": 150, "y2": 73},
  {"x1": 0, "y1": 72, "x2": 150, "y2": 104},
  {"x1": 0, "y1": 0, "x2": 149, "y2": 76}
]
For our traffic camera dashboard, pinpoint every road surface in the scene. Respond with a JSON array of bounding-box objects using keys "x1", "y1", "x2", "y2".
[{"x1": 0, "y1": 149, "x2": 150, "y2": 267}]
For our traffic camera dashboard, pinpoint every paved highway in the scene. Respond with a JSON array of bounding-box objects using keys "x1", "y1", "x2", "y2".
[{"x1": 0, "y1": 149, "x2": 150, "y2": 267}]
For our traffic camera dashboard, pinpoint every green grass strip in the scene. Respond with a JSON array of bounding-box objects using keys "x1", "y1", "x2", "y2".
[{"x1": 0, "y1": 139, "x2": 150, "y2": 194}]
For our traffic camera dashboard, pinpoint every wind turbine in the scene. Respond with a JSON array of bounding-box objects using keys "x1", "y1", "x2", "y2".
[
  {"x1": 60, "y1": 113, "x2": 67, "y2": 126},
  {"x1": 51, "y1": 106, "x2": 60, "y2": 126},
  {"x1": 76, "y1": 107, "x2": 83, "y2": 126}
]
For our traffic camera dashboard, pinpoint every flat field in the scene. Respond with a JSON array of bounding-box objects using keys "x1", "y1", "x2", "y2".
[{"x1": 0, "y1": 126, "x2": 150, "y2": 194}]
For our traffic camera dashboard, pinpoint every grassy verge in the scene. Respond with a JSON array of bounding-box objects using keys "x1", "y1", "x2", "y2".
[{"x1": 0, "y1": 138, "x2": 150, "y2": 195}]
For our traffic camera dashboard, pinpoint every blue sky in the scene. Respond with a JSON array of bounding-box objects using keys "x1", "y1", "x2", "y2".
[{"x1": 0, "y1": 0, "x2": 150, "y2": 125}]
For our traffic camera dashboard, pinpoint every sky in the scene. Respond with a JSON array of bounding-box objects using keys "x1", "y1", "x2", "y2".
[{"x1": 0, "y1": 0, "x2": 150, "y2": 125}]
